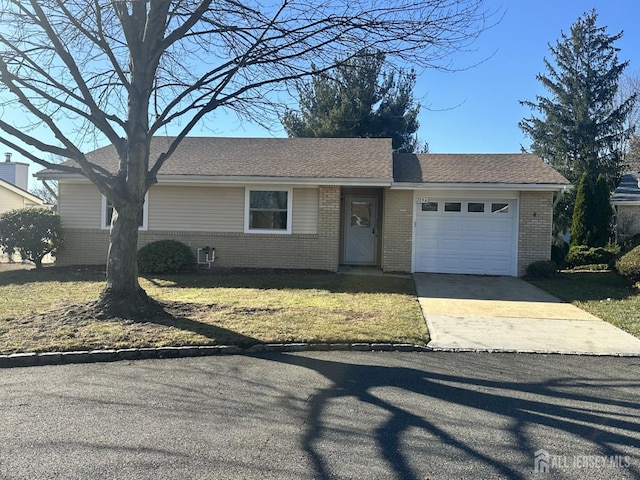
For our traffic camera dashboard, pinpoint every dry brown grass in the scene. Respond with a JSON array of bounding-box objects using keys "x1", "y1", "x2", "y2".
[{"x1": 0, "y1": 266, "x2": 428, "y2": 354}]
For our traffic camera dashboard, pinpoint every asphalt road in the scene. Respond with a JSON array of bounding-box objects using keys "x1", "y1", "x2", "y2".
[{"x1": 1, "y1": 352, "x2": 639, "y2": 480}]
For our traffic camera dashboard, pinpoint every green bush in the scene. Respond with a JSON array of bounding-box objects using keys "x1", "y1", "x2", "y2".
[
  {"x1": 137, "y1": 240, "x2": 196, "y2": 274},
  {"x1": 551, "y1": 240, "x2": 569, "y2": 267},
  {"x1": 571, "y1": 263, "x2": 609, "y2": 272},
  {"x1": 526, "y1": 260, "x2": 558, "y2": 279},
  {"x1": 566, "y1": 244, "x2": 619, "y2": 267},
  {"x1": 622, "y1": 233, "x2": 640, "y2": 252},
  {"x1": 615, "y1": 246, "x2": 640, "y2": 282},
  {"x1": 0, "y1": 207, "x2": 64, "y2": 269}
]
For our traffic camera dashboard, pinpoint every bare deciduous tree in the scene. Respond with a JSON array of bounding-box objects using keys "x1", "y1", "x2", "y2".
[{"x1": 0, "y1": 0, "x2": 492, "y2": 317}]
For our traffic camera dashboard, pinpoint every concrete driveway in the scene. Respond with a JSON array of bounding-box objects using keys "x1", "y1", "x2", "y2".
[{"x1": 414, "y1": 273, "x2": 640, "y2": 355}]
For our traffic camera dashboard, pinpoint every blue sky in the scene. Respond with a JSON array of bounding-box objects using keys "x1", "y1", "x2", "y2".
[
  {"x1": 220, "y1": 0, "x2": 639, "y2": 153},
  {"x1": 3, "y1": 1, "x2": 639, "y2": 187}
]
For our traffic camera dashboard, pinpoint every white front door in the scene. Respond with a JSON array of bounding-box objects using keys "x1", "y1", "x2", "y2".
[{"x1": 344, "y1": 196, "x2": 378, "y2": 265}]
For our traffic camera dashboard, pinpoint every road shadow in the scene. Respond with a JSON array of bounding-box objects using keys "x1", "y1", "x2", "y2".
[{"x1": 266, "y1": 353, "x2": 640, "y2": 480}]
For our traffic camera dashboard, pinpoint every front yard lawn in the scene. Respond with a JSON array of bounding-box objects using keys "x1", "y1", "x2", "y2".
[
  {"x1": 531, "y1": 270, "x2": 640, "y2": 339},
  {"x1": 0, "y1": 266, "x2": 428, "y2": 354}
]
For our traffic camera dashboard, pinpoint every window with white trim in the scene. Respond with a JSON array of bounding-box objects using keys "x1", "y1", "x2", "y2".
[
  {"x1": 101, "y1": 193, "x2": 149, "y2": 230},
  {"x1": 244, "y1": 188, "x2": 292, "y2": 234}
]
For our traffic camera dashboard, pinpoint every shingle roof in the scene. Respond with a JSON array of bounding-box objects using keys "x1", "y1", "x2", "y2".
[
  {"x1": 38, "y1": 137, "x2": 393, "y2": 180},
  {"x1": 36, "y1": 138, "x2": 570, "y2": 187},
  {"x1": 393, "y1": 153, "x2": 570, "y2": 185},
  {"x1": 611, "y1": 173, "x2": 640, "y2": 204}
]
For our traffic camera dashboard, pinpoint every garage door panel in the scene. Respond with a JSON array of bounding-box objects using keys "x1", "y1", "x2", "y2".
[{"x1": 414, "y1": 198, "x2": 517, "y2": 276}]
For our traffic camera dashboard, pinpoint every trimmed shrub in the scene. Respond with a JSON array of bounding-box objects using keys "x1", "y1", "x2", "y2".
[
  {"x1": 615, "y1": 246, "x2": 640, "y2": 282},
  {"x1": 137, "y1": 240, "x2": 196, "y2": 274},
  {"x1": 0, "y1": 207, "x2": 64, "y2": 269},
  {"x1": 622, "y1": 233, "x2": 640, "y2": 252},
  {"x1": 526, "y1": 260, "x2": 558, "y2": 279},
  {"x1": 551, "y1": 240, "x2": 569, "y2": 267},
  {"x1": 565, "y1": 244, "x2": 619, "y2": 267},
  {"x1": 571, "y1": 263, "x2": 609, "y2": 272}
]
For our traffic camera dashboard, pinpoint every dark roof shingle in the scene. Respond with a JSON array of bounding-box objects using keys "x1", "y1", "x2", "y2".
[
  {"x1": 611, "y1": 173, "x2": 640, "y2": 204},
  {"x1": 393, "y1": 153, "x2": 570, "y2": 185},
  {"x1": 39, "y1": 137, "x2": 393, "y2": 180}
]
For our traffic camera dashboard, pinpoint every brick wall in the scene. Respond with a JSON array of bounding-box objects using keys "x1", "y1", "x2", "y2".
[
  {"x1": 518, "y1": 191, "x2": 553, "y2": 276},
  {"x1": 382, "y1": 189, "x2": 413, "y2": 273},
  {"x1": 56, "y1": 185, "x2": 342, "y2": 271}
]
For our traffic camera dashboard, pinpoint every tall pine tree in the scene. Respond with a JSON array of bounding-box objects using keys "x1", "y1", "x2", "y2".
[
  {"x1": 520, "y1": 10, "x2": 636, "y2": 235},
  {"x1": 282, "y1": 51, "x2": 422, "y2": 153}
]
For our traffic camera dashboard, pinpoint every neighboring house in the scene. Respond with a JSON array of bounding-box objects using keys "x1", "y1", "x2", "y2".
[
  {"x1": 0, "y1": 157, "x2": 46, "y2": 263},
  {"x1": 0, "y1": 177, "x2": 44, "y2": 214},
  {"x1": 35, "y1": 137, "x2": 570, "y2": 276},
  {"x1": 0, "y1": 156, "x2": 44, "y2": 214},
  {"x1": 611, "y1": 172, "x2": 640, "y2": 243}
]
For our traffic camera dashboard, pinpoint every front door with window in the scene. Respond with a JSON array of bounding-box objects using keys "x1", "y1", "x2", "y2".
[{"x1": 344, "y1": 196, "x2": 378, "y2": 265}]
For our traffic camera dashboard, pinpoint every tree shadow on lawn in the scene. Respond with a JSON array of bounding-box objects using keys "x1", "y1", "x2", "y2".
[
  {"x1": 0, "y1": 264, "x2": 107, "y2": 286},
  {"x1": 0, "y1": 265, "x2": 415, "y2": 295},
  {"x1": 532, "y1": 271, "x2": 637, "y2": 302},
  {"x1": 144, "y1": 269, "x2": 416, "y2": 295},
  {"x1": 265, "y1": 353, "x2": 640, "y2": 480}
]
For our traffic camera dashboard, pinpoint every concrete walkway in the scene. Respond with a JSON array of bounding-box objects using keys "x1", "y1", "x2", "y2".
[{"x1": 414, "y1": 273, "x2": 640, "y2": 355}]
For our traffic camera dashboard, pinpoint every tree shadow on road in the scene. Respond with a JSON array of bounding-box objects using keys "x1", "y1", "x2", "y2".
[{"x1": 269, "y1": 353, "x2": 640, "y2": 480}]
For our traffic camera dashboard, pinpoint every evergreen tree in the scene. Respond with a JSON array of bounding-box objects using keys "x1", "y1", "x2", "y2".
[
  {"x1": 591, "y1": 174, "x2": 612, "y2": 246},
  {"x1": 282, "y1": 51, "x2": 422, "y2": 152},
  {"x1": 571, "y1": 174, "x2": 591, "y2": 247},
  {"x1": 570, "y1": 173, "x2": 612, "y2": 247},
  {"x1": 520, "y1": 10, "x2": 636, "y2": 235}
]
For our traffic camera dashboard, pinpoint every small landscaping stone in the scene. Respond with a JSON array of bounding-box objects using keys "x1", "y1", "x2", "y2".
[
  {"x1": 177, "y1": 346, "x2": 201, "y2": 358},
  {"x1": 351, "y1": 343, "x2": 372, "y2": 351},
  {"x1": 37, "y1": 352, "x2": 63, "y2": 365},
  {"x1": 7, "y1": 352, "x2": 38, "y2": 367},
  {"x1": 264, "y1": 343, "x2": 286, "y2": 352},
  {"x1": 288, "y1": 343, "x2": 310, "y2": 352},
  {"x1": 309, "y1": 343, "x2": 330, "y2": 351},
  {"x1": 157, "y1": 347, "x2": 182, "y2": 358},
  {"x1": 61, "y1": 351, "x2": 91, "y2": 363},
  {"x1": 393, "y1": 344, "x2": 416, "y2": 352},
  {"x1": 218, "y1": 345, "x2": 242, "y2": 354},
  {"x1": 138, "y1": 348, "x2": 160, "y2": 359},
  {"x1": 329, "y1": 343, "x2": 350, "y2": 350},
  {"x1": 198, "y1": 345, "x2": 222, "y2": 356},
  {"x1": 371, "y1": 343, "x2": 394, "y2": 351},
  {"x1": 245, "y1": 344, "x2": 266, "y2": 353},
  {"x1": 90, "y1": 350, "x2": 118, "y2": 362},
  {"x1": 116, "y1": 348, "x2": 140, "y2": 361}
]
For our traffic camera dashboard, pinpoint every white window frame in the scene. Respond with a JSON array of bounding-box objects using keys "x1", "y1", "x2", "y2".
[
  {"x1": 101, "y1": 192, "x2": 149, "y2": 231},
  {"x1": 244, "y1": 187, "x2": 293, "y2": 234}
]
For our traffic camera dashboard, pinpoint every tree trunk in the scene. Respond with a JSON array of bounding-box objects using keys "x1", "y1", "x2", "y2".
[{"x1": 93, "y1": 202, "x2": 158, "y2": 318}]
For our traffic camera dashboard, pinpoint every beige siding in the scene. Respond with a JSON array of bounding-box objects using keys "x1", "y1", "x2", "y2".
[
  {"x1": 292, "y1": 188, "x2": 318, "y2": 234},
  {"x1": 148, "y1": 185, "x2": 244, "y2": 232},
  {"x1": 58, "y1": 183, "x2": 102, "y2": 228},
  {"x1": 517, "y1": 191, "x2": 553, "y2": 276},
  {"x1": 0, "y1": 187, "x2": 29, "y2": 213},
  {"x1": 615, "y1": 205, "x2": 640, "y2": 241},
  {"x1": 56, "y1": 186, "x2": 341, "y2": 270},
  {"x1": 381, "y1": 189, "x2": 413, "y2": 273}
]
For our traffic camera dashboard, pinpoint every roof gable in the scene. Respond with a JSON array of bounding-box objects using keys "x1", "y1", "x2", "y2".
[
  {"x1": 611, "y1": 173, "x2": 640, "y2": 204},
  {"x1": 393, "y1": 153, "x2": 570, "y2": 186},
  {"x1": 0, "y1": 177, "x2": 44, "y2": 204}
]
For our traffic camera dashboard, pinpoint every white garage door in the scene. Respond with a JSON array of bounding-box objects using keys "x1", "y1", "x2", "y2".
[{"x1": 414, "y1": 198, "x2": 517, "y2": 276}]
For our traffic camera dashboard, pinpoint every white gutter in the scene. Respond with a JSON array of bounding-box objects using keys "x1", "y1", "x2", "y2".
[
  {"x1": 35, "y1": 172, "x2": 394, "y2": 188},
  {"x1": 391, "y1": 182, "x2": 572, "y2": 191},
  {"x1": 611, "y1": 200, "x2": 640, "y2": 206}
]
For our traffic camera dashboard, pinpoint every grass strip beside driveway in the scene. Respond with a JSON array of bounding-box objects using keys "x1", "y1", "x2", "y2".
[
  {"x1": 531, "y1": 270, "x2": 640, "y2": 339},
  {"x1": 0, "y1": 267, "x2": 428, "y2": 354}
]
